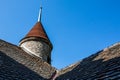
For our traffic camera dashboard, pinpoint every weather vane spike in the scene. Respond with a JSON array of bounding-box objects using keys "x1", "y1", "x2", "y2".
[{"x1": 38, "y1": 6, "x2": 42, "y2": 22}]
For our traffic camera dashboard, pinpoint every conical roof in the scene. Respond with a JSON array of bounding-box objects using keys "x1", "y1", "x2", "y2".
[
  {"x1": 25, "y1": 22, "x2": 49, "y2": 41},
  {"x1": 19, "y1": 21, "x2": 53, "y2": 49}
]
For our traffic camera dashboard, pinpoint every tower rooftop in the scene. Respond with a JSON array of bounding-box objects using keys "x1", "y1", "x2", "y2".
[
  {"x1": 25, "y1": 22, "x2": 49, "y2": 41},
  {"x1": 19, "y1": 21, "x2": 53, "y2": 49}
]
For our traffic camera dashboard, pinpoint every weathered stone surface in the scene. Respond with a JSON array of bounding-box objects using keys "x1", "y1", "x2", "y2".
[
  {"x1": 20, "y1": 39, "x2": 51, "y2": 62},
  {"x1": 0, "y1": 39, "x2": 56, "y2": 79}
]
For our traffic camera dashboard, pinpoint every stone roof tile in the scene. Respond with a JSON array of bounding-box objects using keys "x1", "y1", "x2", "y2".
[
  {"x1": 56, "y1": 42, "x2": 120, "y2": 79},
  {"x1": 0, "y1": 39, "x2": 56, "y2": 79}
]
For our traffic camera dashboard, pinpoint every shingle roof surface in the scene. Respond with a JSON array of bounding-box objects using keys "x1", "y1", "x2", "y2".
[
  {"x1": 1, "y1": 39, "x2": 120, "y2": 80},
  {"x1": 0, "y1": 39, "x2": 56, "y2": 79},
  {"x1": 56, "y1": 43, "x2": 120, "y2": 80}
]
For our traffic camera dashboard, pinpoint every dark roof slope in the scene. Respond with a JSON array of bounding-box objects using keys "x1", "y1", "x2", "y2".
[
  {"x1": 0, "y1": 39, "x2": 56, "y2": 79},
  {"x1": 1, "y1": 39, "x2": 120, "y2": 80},
  {"x1": 0, "y1": 51, "x2": 46, "y2": 80},
  {"x1": 56, "y1": 43, "x2": 120, "y2": 80}
]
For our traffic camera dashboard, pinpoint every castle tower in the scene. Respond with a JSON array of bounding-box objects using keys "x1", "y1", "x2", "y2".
[{"x1": 19, "y1": 7, "x2": 52, "y2": 64}]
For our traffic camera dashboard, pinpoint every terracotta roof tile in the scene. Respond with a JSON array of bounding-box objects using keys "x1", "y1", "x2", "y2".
[{"x1": 25, "y1": 22, "x2": 49, "y2": 41}]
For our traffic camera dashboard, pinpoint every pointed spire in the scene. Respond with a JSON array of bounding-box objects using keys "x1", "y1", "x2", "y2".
[
  {"x1": 19, "y1": 5, "x2": 53, "y2": 49},
  {"x1": 38, "y1": 6, "x2": 42, "y2": 22}
]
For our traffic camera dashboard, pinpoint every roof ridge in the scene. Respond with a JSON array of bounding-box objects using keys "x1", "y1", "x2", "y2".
[
  {"x1": 103, "y1": 42, "x2": 120, "y2": 51},
  {"x1": 0, "y1": 39, "x2": 56, "y2": 79},
  {"x1": 57, "y1": 42, "x2": 120, "y2": 76}
]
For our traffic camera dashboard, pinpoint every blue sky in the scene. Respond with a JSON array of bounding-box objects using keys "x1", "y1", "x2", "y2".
[{"x1": 0, "y1": 0, "x2": 120, "y2": 69}]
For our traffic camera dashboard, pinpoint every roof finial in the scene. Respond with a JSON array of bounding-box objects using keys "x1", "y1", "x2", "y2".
[{"x1": 38, "y1": 6, "x2": 42, "y2": 22}]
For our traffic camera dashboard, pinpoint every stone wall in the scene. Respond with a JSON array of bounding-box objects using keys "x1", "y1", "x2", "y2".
[{"x1": 20, "y1": 40, "x2": 51, "y2": 63}]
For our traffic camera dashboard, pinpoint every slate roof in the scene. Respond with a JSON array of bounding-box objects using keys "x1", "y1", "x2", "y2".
[
  {"x1": 0, "y1": 39, "x2": 120, "y2": 80},
  {"x1": 0, "y1": 39, "x2": 56, "y2": 80},
  {"x1": 56, "y1": 43, "x2": 120, "y2": 80}
]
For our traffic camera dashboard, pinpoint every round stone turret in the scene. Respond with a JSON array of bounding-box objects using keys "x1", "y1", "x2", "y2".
[{"x1": 19, "y1": 22, "x2": 52, "y2": 64}]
